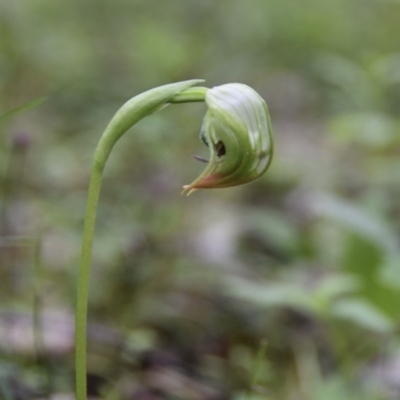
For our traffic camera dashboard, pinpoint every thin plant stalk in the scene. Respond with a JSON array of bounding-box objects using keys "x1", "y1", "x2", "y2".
[
  {"x1": 246, "y1": 338, "x2": 268, "y2": 399},
  {"x1": 32, "y1": 237, "x2": 53, "y2": 399},
  {"x1": 75, "y1": 81, "x2": 207, "y2": 400}
]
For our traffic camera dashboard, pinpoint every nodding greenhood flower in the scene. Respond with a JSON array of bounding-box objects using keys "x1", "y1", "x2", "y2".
[
  {"x1": 75, "y1": 79, "x2": 272, "y2": 400},
  {"x1": 182, "y1": 83, "x2": 273, "y2": 195}
]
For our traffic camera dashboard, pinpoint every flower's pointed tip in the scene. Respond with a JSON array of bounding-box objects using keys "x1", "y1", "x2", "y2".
[{"x1": 181, "y1": 185, "x2": 198, "y2": 196}]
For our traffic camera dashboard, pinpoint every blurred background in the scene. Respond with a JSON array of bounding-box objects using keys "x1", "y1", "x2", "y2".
[{"x1": 1, "y1": 1, "x2": 400, "y2": 399}]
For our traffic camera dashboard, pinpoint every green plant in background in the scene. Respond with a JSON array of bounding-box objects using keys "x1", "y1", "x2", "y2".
[
  {"x1": 0, "y1": 97, "x2": 47, "y2": 124},
  {"x1": 75, "y1": 79, "x2": 273, "y2": 400}
]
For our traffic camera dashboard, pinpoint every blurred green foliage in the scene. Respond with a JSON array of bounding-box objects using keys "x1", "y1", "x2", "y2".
[{"x1": 1, "y1": 0, "x2": 400, "y2": 399}]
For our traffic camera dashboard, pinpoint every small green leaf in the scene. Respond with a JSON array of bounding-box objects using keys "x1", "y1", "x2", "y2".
[
  {"x1": 331, "y1": 298, "x2": 394, "y2": 333},
  {"x1": 0, "y1": 96, "x2": 47, "y2": 123}
]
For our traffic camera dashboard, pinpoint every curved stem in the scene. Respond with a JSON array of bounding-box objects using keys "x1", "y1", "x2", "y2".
[{"x1": 75, "y1": 80, "x2": 206, "y2": 400}]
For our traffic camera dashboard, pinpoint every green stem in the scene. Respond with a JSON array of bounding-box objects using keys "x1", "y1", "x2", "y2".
[
  {"x1": 75, "y1": 80, "x2": 206, "y2": 400},
  {"x1": 75, "y1": 161, "x2": 104, "y2": 400},
  {"x1": 246, "y1": 338, "x2": 268, "y2": 399}
]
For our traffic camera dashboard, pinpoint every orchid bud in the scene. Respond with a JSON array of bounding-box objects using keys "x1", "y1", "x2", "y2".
[{"x1": 182, "y1": 83, "x2": 273, "y2": 195}]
